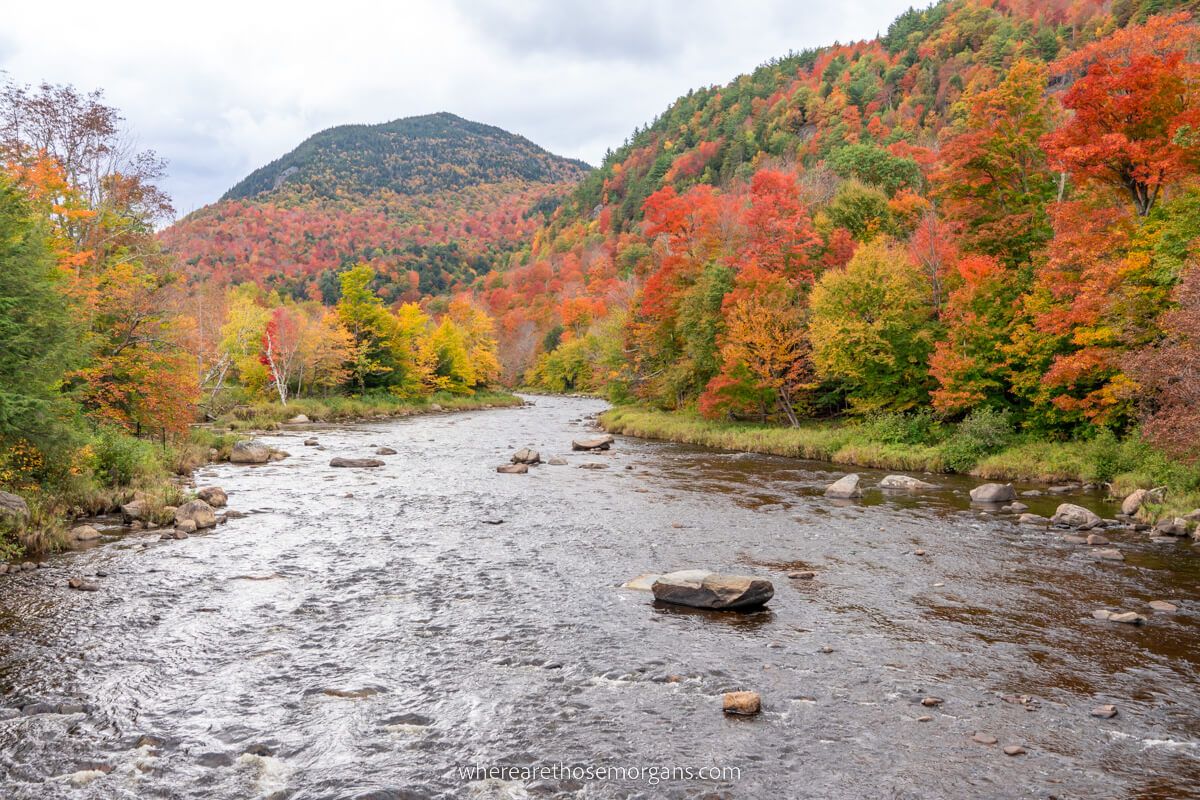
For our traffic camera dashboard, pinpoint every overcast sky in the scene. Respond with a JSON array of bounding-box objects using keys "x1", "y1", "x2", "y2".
[{"x1": 1, "y1": 0, "x2": 916, "y2": 217}]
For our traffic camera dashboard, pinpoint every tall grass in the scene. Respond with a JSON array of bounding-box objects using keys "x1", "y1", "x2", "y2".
[{"x1": 216, "y1": 390, "x2": 521, "y2": 431}]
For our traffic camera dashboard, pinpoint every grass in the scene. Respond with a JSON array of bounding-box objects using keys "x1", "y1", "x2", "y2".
[
  {"x1": 215, "y1": 390, "x2": 522, "y2": 431},
  {"x1": 600, "y1": 405, "x2": 1200, "y2": 522}
]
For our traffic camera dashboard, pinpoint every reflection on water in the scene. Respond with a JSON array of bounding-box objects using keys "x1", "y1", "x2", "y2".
[{"x1": 0, "y1": 395, "x2": 1197, "y2": 799}]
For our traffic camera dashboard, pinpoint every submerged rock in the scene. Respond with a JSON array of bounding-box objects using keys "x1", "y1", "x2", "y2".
[
  {"x1": 970, "y1": 483, "x2": 1015, "y2": 504},
  {"x1": 196, "y1": 487, "x2": 227, "y2": 508},
  {"x1": 547, "y1": 457, "x2": 568, "y2": 466},
  {"x1": 1093, "y1": 548, "x2": 1125, "y2": 561},
  {"x1": 622, "y1": 573, "x2": 659, "y2": 591},
  {"x1": 1091, "y1": 704, "x2": 1118, "y2": 719},
  {"x1": 376, "y1": 447, "x2": 397, "y2": 456},
  {"x1": 879, "y1": 475, "x2": 936, "y2": 490},
  {"x1": 496, "y1": 463, "x2": 528, "y2": 475},
  {"x1": 1052, "y1": 503, "x2": 1101, "y2": 530},
  {"x1": 1018, "y1": 513, "x2": 1047, "y2": 525},
  {"x1": 68, "y1": 577, "x2": 99, "y2": 592},
  {"x1": 329, "y1": 457, "x2": 384, "y2": 468},
  {"x1": 230, "y1": 440, "x2": 272, "y2": 464},
  {"x1": 651, "y1": 570, "x2": 774, "y2": 610},
  {"x1": 303, "y1": 438, "x2": 319, "y2": 447},
  {"x1": 572, "y1": 435, "x2": 614, "y2": 451},
  {"x1": 722, "y1": 691, "x2": 761, "y2": 716},
  {"x1": 511, "y1": 447, "x2": 541, "y2": 465},
  {"x1": 1154, "y1": 517, "x2": 1189, "y2": 537},
  {"x1": 578, "y1": 462, "x2": 609, "y2": 470},
  {"x1": 1148, "y1": 600, "x2": 1178, "y2": 612},
  {"x1": 824, "y1": 474, "x2": 861, "y2": 499}
]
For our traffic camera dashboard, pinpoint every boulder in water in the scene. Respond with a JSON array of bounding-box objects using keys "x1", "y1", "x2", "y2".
[
  {"x1": 286, "y1": 414, "x2": 310, "y2": 424},
  {"x1": 572, "y1": 435, "x2": 614, "y2": 451},
  {"x1": 1018, "y1": 513, "x2": 1047, "y2": 525},
  {"x1": 175, "y1": 500, "x2": 217, "y2": 530},
  {"x1": 547, "y1": 457, "x2": 567, "y2": 466},
  {"x1": 376, "y1": 447, "x2": 397, "y2": 456},
  {"x1": 651, "y1": 570, "x2": 773, "y2": 610},
  {"x1": 230, "y1": 440, "x2": 272, "y2": 464},
  {"x1": 196, "y1": 487, "x2": 227, "y2": 508},
  {"x1": 67, "y1": 577, "x2": 99, "y2": 592},
  {"x1": 722, "y1": 691, "x2": 761, "y2": 716},
  {"x1": 330, "y1": 457, "x2": 384, "y2": 468},
  {"x1": 824, "y1": 474, "x2": 861, "y2": 499},
  {"x1": 69, "y1": 525, "x2": 102, "y2": 542},
  {"x1": 120, "y1": 499, "x2": 147, "y2": 523},
  {"x1": 879, "y1": 474, "x2": 936, "y2": 490},
  {"x1": 303, "y1": 438, "x2": 319, "y2": 447},
  {"x1": 496, "y1": 463, "x2": 528, "y2": 475},
  {"x1": 511, "y1": 447, "x2": 541, "y2": 465},
  {"x1": 970, "y1": 483, "x2": 1015, "y2": 504},
  {"x1": 1051, "y1": 503, "x2": 1101, "y2": 530},
  {"x1": 1121, "y1": 489, "x2": 1150, "y2": 517}
]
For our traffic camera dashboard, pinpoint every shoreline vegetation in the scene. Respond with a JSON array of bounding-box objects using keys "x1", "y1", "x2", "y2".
[
  {"x1": 0, "y1": 391, "x2": 520, "y2": 561},
  {"x1": 600, "y1": 405, "x2": 1200, "y2": 521}
]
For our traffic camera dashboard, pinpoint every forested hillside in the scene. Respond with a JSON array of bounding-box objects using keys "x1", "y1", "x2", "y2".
[
  {"x1": 487, "y1": 0, "x2": 1200, "y2": 470},
  {"x1": 161, "y1": 113, "x2": 589, "y2": 303}
]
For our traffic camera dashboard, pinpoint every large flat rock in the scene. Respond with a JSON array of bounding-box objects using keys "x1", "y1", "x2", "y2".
[{"x1": 651, "y1": 570, "x2": 773, "y2": 610}]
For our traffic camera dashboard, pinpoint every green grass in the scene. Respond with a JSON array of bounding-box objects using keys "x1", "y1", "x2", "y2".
[
  {"x1": 600, "y1": 405, "x2": 1200, "y2": 521},
  {"x1": 215, "y1": 390, "x2": 522, "y2": 431}
]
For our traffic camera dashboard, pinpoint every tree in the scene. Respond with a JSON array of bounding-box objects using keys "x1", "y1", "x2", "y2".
[
  {"x1": 1125, "y1": 262, "x2": 1200, "y2": 462},
  {"x1": 702, "y1": 267, "x2": 811, "y2": 426},
  {"x1": 934, "y1": 59, "x2": 1058, "y2": 265},
  {"x1": 1042, "y1": 13, "x2": 1200, "y2": 217},
  {"x1": 0, "y1": 175, "x2": 80, "y2": 460},
  {"x1": 336, "y1": 264, "x2": 399, "y2": 392},
  {"x1": 260, "y1": 307, "x2": 303, "y2": 404},
  {"x1": 808, "y1": 239, "x2": 938, "y2": 413}
]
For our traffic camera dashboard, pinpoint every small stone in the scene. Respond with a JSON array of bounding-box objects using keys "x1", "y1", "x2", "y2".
[
  {"x1": 69, "y1": 525, "x2": 102, "y2": 542},
  {"x1": 914, "y1": 549, "x2": 926, "y2": 556},
  {"x1": 376, "y1": 447, "x2": 397, "y2": 456},
  {"x1": 722, "y1": 691, "x2": 761, "y2": 716},
  {"x1": 1003, "y1": 745, "x2": 1026, "y2": 756},
  {"x1": 67, "y1": 577, "x2": 99, "y2": 592},
  {"x1": 1093, "y1": 548, "x2": 1125, "y2": 561},
  {"x1": 304, "y1": 438, "x2": 319, "y2": 446},
  {"x1": 578, "y1": 462, "x2": 609, "y2": 470},
  {"x1": 172, "y1": 530, "x2": 189, "y2": 540},
  {"x1": 1108, "y1": 611, "x2": 1146, "y2": 625},
  {"x1": 824, "y1": 473, "x2": 861, "y2": 499},
  {"x1": 329, "y1": 457, "x2": 384, "y2": 468},
  {"x1": 921, "y1": 697, "x2": 943, "y2": 707},
  {"x1": 1092, "y1": 609, "x2": 1114, "y2": 621},
  {"x1": 788, "y1": 571, "x2": 816, "y2": 580},
  {"x1": 917, "y1": 715, "x2": 932, "y2": 722},
  {"x1": 1085, "y1": 533, "x2": 1110, "y2": 546},
  {"x1": 1148, "y1": 600, "x2": 1178, "y2": 612},
  {"x1": 547, "y1": 457, "x2": 567, "y2": 466},
  {"x1": 1019, "y1": 513, "x2": 1047, "y2": 525},
  {"x1": 1091, "y1": 704, "x2": 1118, "y2": 719},
  {"x1": 1063, "y1": 534, "x2": 1088, "y2": 544},
  {"x1": 972, "y1": 732, "x2": 998, "y2": 745},
  {"x1": 496, "y1": 463, "x2": 528, "y2": 475},
  {"x1": 819, "y1": 646, "x2": 834, "y2": 654}
]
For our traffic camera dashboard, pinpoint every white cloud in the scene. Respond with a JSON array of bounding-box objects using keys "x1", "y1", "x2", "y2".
[{"x1": 0, "y1": 0, "x2": 914, "y2": 216}]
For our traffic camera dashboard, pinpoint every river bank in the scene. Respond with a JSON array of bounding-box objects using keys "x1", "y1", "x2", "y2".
[
  {"x1": 600, "y1": 405, "x2": 1200, "y2": 521},
  {"x1": 0, "y1": 395, "x2": 1196, "y2": 798},
  {"x1": 0, "y1": 391, "x2": 523, "y2": 560}
]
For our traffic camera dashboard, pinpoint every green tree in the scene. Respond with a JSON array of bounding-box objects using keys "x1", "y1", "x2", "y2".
[
  {"x1": 0, "y1": 177, "x2": 80, "y2": 461},
  {"x1": 808, "y1": 239, "x2": 938, "y2": 413}
]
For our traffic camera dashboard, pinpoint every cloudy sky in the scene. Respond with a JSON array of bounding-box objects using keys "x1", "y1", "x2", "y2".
[{"x1": 1, "y1": 0, "x2": 916, "y2": 216}]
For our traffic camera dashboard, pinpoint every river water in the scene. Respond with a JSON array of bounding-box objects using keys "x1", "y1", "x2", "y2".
[{"x1": 0, "y1": 396, "x2": 1197, "y2": 799}]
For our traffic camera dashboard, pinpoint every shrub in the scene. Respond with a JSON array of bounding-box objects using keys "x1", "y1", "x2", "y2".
[
  {"x1": 92, "y1": 428, "x2": 164, "y2": 487},
  {"x1": 940, "y1": 407, "x2": 1015, "y2": 472},
  {"x1": 857, "y1": 409, "x2": 942, "y2": 446}
]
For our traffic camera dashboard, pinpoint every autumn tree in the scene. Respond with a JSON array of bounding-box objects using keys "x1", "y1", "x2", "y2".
[
  {"x1": 1042, "y1": 13, "x2": 1200, "y2": 217},
  {"x1": 934, "y1": 59, "x2": 1059, "y2": 265},
  {"x1": 808, "y1": 239, "x2": 938, "y2": 413}
]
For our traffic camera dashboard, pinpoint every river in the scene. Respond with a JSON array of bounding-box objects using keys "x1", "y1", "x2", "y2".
[{"x1": 1, "y1": 395, "x2": 1197, "y2": 799}]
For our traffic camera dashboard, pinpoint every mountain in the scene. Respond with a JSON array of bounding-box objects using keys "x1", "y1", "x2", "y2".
[
  {"x1": 222, "y1": 112, "x2": 591, "y2": 201},
  {"x1": 162, "y1": 113, "x2": 590, "y2": 302}
]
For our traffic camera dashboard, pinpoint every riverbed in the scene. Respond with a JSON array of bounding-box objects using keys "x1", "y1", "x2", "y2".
[{"x1": 1, "y1": 395, "x2": 1197, "y2": 799}]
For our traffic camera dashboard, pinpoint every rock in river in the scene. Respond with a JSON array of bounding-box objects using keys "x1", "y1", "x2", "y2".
[
  {"x1": 722, "y1": 691, "x2": 761, "y2": 716},
  {"x1": 330, "y1": 457, "x2": 385, "y2": 468},
  {"x1": 1091, "y1": 704, "x2": 1118, "y2": 719},
  {"x1": 69, "y1": 525, "x2": 102, "y2": 543},
  {"x1": 175, "y1": 500, "x2": 217, "y2": 530},
  {"x1": 824, "y1": 474, "x2": 861, "y2": 499},
  {"x1": 572, "y1": 435, "x2": 614, "y2": 451},
  {"x1": 651, "y1": 570, "x2": 774, "y2": 610},
  {"x1": 511, "y1": 447, "x2": 541, "y2": 465},
  {"x1": 230, "y1": 440, "x2": 272, "y2": 464},
  {"x1": 1121, "y1": 489, "x2": 1151, "y2": 517},
  {"x1": 1051, "y1": 503, "x2": 1101, "y2": 530},
  {"x1": 1018, "y1": 513, "x2": 1047, "y2": 525},
  {"x1": 496, "y1": 463, "x2": 528, "y2": 475},
  {"x1": 879, "y1": 474, "x2": 936, "y2": 490},
  {"x1": 196, "y1": 487, "x2": 228, "y2": 508},
  {"x1": 376, "y1": 447, "x2": 397, "y2": 456},
  {"x1": 68, "y1": 577, "x2": 99, "y2": 592},
  {"x1": 286, "y1": 414, "x2": 310, "y2": 424},
  {"x1": 969, "y1": 483, "x2": 1015, "y2": 504}
]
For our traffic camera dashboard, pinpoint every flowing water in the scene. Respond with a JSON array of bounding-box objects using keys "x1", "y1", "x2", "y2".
[{"x1": 1, "y1": 395, "x2": 1198, "y2": 799}]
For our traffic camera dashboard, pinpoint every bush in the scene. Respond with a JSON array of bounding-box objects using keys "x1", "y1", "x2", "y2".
[
  {"x1": 92, "y1": 428, "x2": 164, "y2": 487},
  {"x1": 857, "y1": 409, "x2": 942, "y2": 446},
  {"x1": 939, "y1": 407, "x2": 1015, "y2": 472}
]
